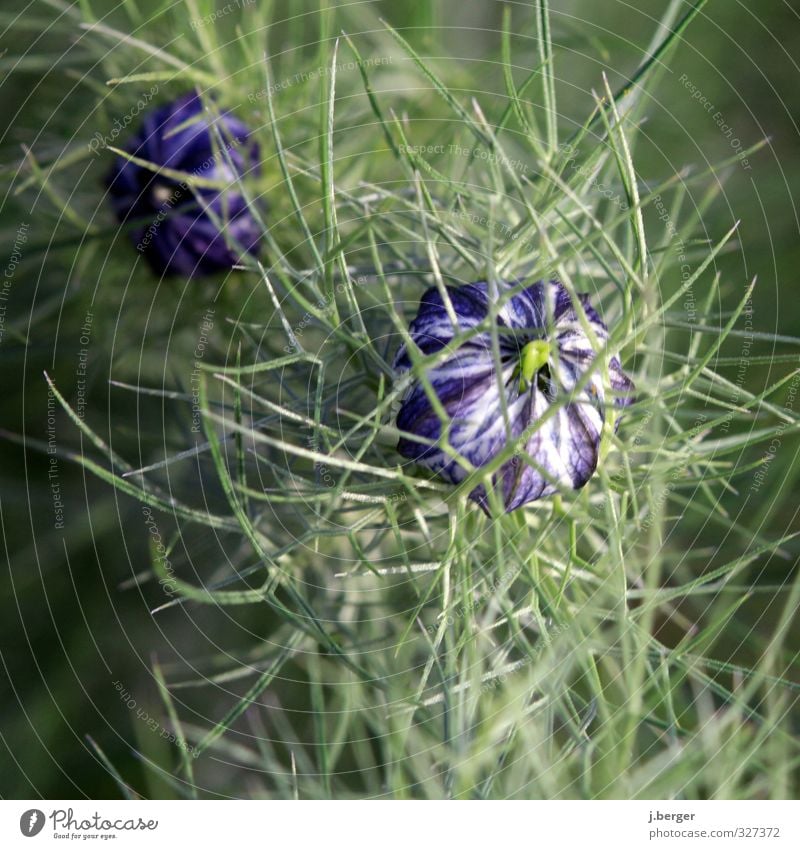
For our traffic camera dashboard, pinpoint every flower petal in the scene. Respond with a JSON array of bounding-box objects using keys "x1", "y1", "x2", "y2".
[
  {"x1": 106, "y1": 93, "x2": 261, "y2": 278},
  {"x1": 394, "y1": 279, "x2": 634, "y2": 512}
]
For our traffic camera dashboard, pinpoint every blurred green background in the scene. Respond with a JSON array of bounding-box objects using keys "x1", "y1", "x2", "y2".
[{"x1": 1, "y1": 0, "x2": 798, "y2": 798}]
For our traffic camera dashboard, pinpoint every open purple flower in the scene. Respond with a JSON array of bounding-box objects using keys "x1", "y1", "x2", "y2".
[
  {"x1": 393, "y1": 280, "x2": 634, "y2": 512},
  {"x1": 106, "y1": 93, "x2": 261, "y2": 277}
]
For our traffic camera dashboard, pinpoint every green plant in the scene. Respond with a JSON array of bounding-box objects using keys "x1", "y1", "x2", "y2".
[{"x1": 12, "y1": 0, "x2": 800, "y2": 799}]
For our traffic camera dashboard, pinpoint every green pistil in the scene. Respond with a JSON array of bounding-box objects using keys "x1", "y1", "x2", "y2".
[{"x1": 518, "y1": 339, "x2": 550, "y2": 391}]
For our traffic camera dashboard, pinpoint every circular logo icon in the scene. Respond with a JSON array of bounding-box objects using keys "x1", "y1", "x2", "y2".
[{"x1": 19, "y1": 810, "x2": 46, "y2": 837}]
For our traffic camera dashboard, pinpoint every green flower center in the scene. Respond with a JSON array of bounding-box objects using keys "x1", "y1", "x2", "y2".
[{"x1": 518, "y1": 339, "x2": 551, "y2": 390}]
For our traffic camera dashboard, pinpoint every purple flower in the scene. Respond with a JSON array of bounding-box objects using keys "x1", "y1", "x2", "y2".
[
  {"x1": 393, "y1": 280, "x2": 634, "y2": 512},
  {"x1": 106, "y1": 93, "x2": 261, "y2": 277}
]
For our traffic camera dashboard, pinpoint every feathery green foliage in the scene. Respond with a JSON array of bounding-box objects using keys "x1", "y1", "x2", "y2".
[{"x1": 4, "y1": 0, "x2": 799, "y2": 799}]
